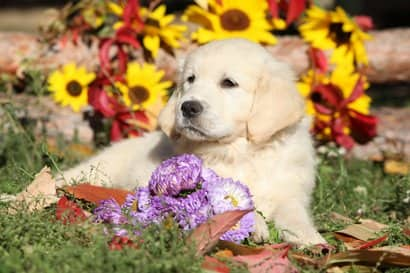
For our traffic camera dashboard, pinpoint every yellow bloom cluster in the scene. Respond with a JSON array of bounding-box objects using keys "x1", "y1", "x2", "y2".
[
  {"x1": 299, "y1": 6, "x2": 371, "y2": 66},
  {"x1": 183, "y1": 0, "x2": 277, "y2": 45},
  {"x1": 48, "y1": 63, "x2": 95, "y2": 112},
  {"x1": 109, "y1": 3, "x2": 187, "y2": 58},
  {"x1": 115, "y1": 62, "x2": 172, "y2": 112}
]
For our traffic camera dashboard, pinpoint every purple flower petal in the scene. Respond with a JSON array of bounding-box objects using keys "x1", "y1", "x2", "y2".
[
  {"x1": 205, "y1": 178, "x2": 254, "y2": 214},
  {"x1": 149, "y1": 154, "x2": 203, "y2": 196},
  {"x1": 94, "y1": 198, "x2": 127, "y2": 225},
  {"x1": 220, "y1": 212, "x2": 255, "y2": 243}
]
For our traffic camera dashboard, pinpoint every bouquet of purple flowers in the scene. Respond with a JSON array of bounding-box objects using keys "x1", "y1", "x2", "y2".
[{"x1": 94, "y1": 154, "x2": 255, "y2": 242}]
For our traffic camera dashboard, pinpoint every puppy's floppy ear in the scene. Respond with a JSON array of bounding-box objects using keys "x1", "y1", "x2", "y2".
[
  {"x1": 158, "y1": 89, "x2": 179, "y2": 139},
  {"x1": 247, "y1": 60, "x2": 305, "y2": 144}
]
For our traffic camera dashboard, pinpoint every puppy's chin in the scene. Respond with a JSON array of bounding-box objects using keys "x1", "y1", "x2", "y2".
[{"x1": 176, "y1": 126, "x2": 211, "y2": 141}]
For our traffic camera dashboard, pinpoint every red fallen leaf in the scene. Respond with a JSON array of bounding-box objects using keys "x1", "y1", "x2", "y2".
[
  {"x1": 56, "y1": 196, "x2": 87, "y2": 224},
  {"x1": 217, "y1": 240, "x2": 265, "y2": 256},
  {"x1": 187, "y1": 209, "x2": 252, "y2": 256},
  {"x1": 109, "y1": 236, "x2": 136, "y2": 250},
  {"x1": 354, "y1": 15, "x2": 374, "y2": 31},
  {"x1": 63, "y1": 184, "x2": 132, "y2": 206},
  {"x1": 334, "y1": 233, "x2": 366, "y2": 250},
  {"x1": 202, "y1": 256, "x2": 231, "y2": 273},
  {"x1": 233, "y1": 245, "x2": 298, "y2": 273},
  {"x1": 356, "y1": 234, "x2": 388, "y2": 250}
]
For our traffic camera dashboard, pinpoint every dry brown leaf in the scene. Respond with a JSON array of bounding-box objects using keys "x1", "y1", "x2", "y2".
[
  {"x1": 334, "y1": 233, "x2": 366, "y2": 250},
  {"x1": 326, "y1": 246, "x2": 410, "y2": 268},
  {"x1": 217, "y1": 240, "x2": 265, "y2": 256},
  {"x1": 186, "y1": 209, "x2": 252, "y2": 256},
  {"x1": 11, "y1": 166, "x2": 58, "y2": 212},
  {"x1": 232, "y1": 245, "x2": 298, "y2": 273},
  {"x1": 327, "y1": 265, "x2": 381, "y2": 273},
  {"x1": 329, "y1": 212, "x2": 354, "y2": 224},
  {"x1": 384, "y1": 159, "x2": 410, "y2": 175},
  {"x1": 336, "y1": 219, "x2": 387, "y2": 241}
]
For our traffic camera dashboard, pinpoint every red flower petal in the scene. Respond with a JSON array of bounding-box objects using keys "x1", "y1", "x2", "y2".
[
  {"x1": 349, "y1": 110, "x2": 378, "y2": 144},
  {"x1": 109, "y1": 236, "x2": 136, "y2": 250},
  {"x1": 286, "y1": 0, "x2": 307, "y2": 25},
  {"x1": 341, "y1": 75, "x2": 365, "y2": 107},
  {"x1": 309, "y1": 47, "x2": 328, "y2": 73},
  {"x1": 267, "y1": 0, "x2": 279, "y2": 18},
  {"x1": 354, "y1": 15, "x2": 374, "y2": 32},
  {"x1": 56, "y1": 196, "x2": 87, "y2": 224},
  {"x1": 88, "y1": 87, "x2": 117, "y2": 117},
  {"x1": 110, "y1": 119, "x2": 123, "y2": 142},
  {"x1": 99, "y1": 38, "x2": 115, "y2": 73}
]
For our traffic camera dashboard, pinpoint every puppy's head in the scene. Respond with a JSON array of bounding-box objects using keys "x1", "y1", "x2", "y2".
[{"x1": 159, "y1": 38, "x2": 304, "y2": 144}]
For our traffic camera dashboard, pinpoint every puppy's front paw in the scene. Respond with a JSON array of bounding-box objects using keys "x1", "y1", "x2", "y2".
[{"x1": 251, "y1": 213, "x2": 269, "y2": 243}]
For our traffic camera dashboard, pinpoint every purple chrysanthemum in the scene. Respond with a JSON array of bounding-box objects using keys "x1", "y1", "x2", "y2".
[
  {"x1": 204, "y1": 178, "x2": 254, "y2": 214},
  {"x1": 149, "y1": 154, "x2": 203, "y2": 196},
  {"x1": 94, "y1": 198, "x2": 127, "y2": 225},
  {"x1": 122, "y1": 187, "x2": 164, "y2": 226},
  {"x1": 204, "y1": 177, "x2": 255, "y2": 242},
  {"x1": 167, "y1": 189, "x2": 211, "y2": 230},
  {"x1": 201, "y1": 167, "x2": 220, "y2": 184},
  {"x1": 220, "y1": 212, "x2": 255, "y2": 243}
]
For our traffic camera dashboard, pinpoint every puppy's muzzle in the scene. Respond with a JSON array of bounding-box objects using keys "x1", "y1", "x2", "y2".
[{"x1": 181, "y1": 100, "x2": 203, "y2": 118}]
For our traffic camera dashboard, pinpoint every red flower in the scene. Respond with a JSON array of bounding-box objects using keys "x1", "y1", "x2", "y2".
[
  {"x1": 311, "y1": 76, "x2": 377, "y2": 149},
  {"x1": 109, "y1": 236, "x2": 136, "y2": 250},
  {"x1": 354, "y1": 15, "x2": 374, "y2": 32},
  {"x1": 308, "y1": 47, "x2": 328, "y2": 73},
  {"x1": 88, "y1": 81, "x2": 149, "y2": 142},
  {"x1": 56, "y1": 196, "x2": 87, "y2": 224},
  {"x1": 99, "y1": 26, "x2": 141, "y2": 75},
  {"x1": 267, "y1": 0, "x2": 307, "y2": 26}
]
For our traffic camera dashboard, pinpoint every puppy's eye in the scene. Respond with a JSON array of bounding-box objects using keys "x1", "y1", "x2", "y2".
[
  {"x1": 220, "y1": 78, "x2": 238, "y2": 88},
  {"x1": 187, "y1": 75, "x2": 195, "y2": 83}
]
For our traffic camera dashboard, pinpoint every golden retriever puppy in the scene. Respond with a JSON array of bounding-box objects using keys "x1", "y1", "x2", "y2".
[{"x1": 58, "y1": 38, "x2": 326, "y2": 246}]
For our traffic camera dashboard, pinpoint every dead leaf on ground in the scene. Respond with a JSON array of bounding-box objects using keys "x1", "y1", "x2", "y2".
[
  {"x1": 336, "y1": 219, "x2": 387, "y2": 241},
  {"x1": 61, "y1": 183, "x2": 132, "y2": 205},
  {"x1": 232, "y1": 245, "x2": 298, "y2": 273},
  {"x1": 327, "y1": 265, "x2": 381, "y2": 273},
  {"x1": 186, "y1": 209, "x2": 252, "y2": 256},
  {"x1": 326, "y1": 246, "x2": 410, "y2": 268},
  {"x1": 201, "y1": 256, "x2": 231, "y2": 273},
  {"x1": 384, "y1": 159, "x2": 410, "y2": 175},
  {"x1": 10, "y1": 166, "x2": 58, "y2": 213}
]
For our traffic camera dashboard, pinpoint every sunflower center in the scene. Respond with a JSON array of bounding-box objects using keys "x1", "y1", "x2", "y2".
[
  {"x1": 145, "y1": 17, "x2": 160, "y2": 28},
  {"x1": 220, "y1": 9, "x2": 250, "y2": 31},
  {"x1": 224, "y1": 195, "x2": 239, "y2": 207},
  {"x1": 129, "y1": 86, "x2": 150, "y2": 104},
  {"x1": 66, "y1": 80, "x2": 83, "y2": 97},
  {"x1": 328, "y1": 23, "x2": 352, "y2": 46}
]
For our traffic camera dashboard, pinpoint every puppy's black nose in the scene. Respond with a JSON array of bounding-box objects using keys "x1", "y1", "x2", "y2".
[{"x1": 181, "y1": 100, "x2": 203, "y2": 118}]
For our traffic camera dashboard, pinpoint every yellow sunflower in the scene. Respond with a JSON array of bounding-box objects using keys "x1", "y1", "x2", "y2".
[
  {"x1": 114, "y1": 62, "x2": 172, "y2": 111},
  {"x1": 109, "y1": 3, "x2": 187, "y2": 58},
  {"x1": 48, "y1": 63, "x2": 96, "y2": 112},
  {"x1": 297, "y1": 65, "x2": 371, "y2": 117},
  {"x1": 299, "y1": 6, "x2": 371, "y2": 65},
  {"x1": 182, "y1": 0, "x2": 276, "y2": 44}
]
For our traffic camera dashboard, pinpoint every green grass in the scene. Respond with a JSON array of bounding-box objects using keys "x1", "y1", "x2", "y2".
[{"x1": 0, "y1": 102, "x2": 409, "y2": 273}]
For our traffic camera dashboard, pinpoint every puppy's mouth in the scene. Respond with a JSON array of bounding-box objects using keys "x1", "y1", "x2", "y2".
[{"x1": 178, "y1": 125, "x2": 209, "y2": 139}]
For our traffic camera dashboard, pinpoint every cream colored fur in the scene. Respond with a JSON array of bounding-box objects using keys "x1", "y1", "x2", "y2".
[{"x1": 58, "y1": 39, "x2": 326, "y2": 246}]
